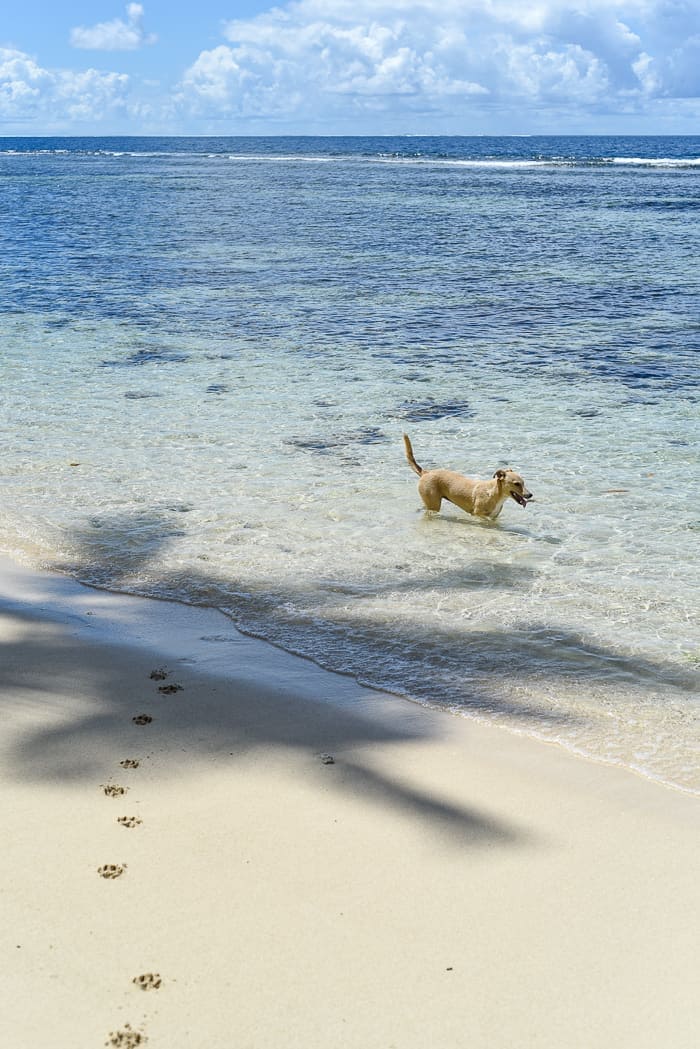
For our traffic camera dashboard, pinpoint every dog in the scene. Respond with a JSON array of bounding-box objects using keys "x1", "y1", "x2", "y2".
[{"x1": 403, "y1": 434, "x2": 533, "y2": 520}]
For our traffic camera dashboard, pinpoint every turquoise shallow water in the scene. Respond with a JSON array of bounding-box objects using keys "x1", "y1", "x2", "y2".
[{"x1": 1, "y1": 136, "x2": 699, "y2": 791}]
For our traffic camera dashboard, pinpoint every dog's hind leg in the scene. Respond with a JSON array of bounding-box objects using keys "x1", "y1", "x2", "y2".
[{"x1": 417, "y1": 475, "x2": 442, "y2": 512}]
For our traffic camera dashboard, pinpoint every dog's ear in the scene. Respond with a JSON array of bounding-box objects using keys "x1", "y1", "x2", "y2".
[{"x1": 493, "y1": 469, "x2": 506, "y2": 481}]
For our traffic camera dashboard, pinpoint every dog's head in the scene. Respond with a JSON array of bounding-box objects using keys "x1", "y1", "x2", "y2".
[{"x1": 493, "y1": 469, "x2": 533, "y2": 507}]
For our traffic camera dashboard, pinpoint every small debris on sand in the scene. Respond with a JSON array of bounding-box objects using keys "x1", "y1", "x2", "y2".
[{"x1": 320, "y1": 754, "x2": 335, "y2": 765}]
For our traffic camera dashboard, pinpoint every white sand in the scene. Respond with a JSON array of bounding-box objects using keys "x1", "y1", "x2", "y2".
[{"x1": 1, "y1": 556, "x2": 698, "y2": 1049}]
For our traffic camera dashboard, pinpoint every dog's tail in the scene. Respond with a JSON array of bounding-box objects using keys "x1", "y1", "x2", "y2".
[{"x1": 403, "y1": 433, "x2": 424, "y2": 476}]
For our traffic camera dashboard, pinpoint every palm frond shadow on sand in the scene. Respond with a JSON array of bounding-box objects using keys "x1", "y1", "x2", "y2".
[{"x1": 2, "y1": 508, "x2": 695, "y2": 848}]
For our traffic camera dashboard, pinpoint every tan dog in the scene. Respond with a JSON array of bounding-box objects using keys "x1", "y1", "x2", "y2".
[{"x1": 403, "y1": 434, "x2": 533, "y2": 520}]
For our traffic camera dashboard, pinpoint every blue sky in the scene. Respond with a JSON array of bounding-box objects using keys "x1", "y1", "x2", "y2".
[{"x1": 2, "y1": 1, "x2": 700, "y2": 135}]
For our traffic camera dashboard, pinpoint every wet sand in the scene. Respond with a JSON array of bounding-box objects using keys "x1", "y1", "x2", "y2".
[{"x1": 1, "y1": 557, "x2": 698, "y2": 1049}]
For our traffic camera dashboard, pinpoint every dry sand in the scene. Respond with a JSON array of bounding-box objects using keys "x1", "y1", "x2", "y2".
[{"x1": 1, "y1": 556, "x2": 698, "y2": 1049}]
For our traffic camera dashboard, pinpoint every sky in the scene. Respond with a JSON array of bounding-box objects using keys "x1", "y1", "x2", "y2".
[{"x1": 2, "y1": 1, "x2": 700, "y2": 135}]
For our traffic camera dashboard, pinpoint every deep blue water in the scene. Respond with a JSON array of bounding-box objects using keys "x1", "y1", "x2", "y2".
[{"x1": 2, "y1": 136, "x2": 699, "y2": 392}]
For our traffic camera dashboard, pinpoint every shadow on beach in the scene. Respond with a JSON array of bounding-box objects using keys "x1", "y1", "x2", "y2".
[
  {"x1": 0, "y1": 598, "x2": 524, "y2": 849},
  {"x1": 1, "y1": 508, "x2": 696, "y2": 847}
]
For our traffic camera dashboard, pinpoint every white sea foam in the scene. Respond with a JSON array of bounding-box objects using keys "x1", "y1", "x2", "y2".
[
  {"x1": 374, "y1": 156, "x2": 570, "y2": 168},
  {"x1": 610, "y1": 156, "x2": 700, "y2": 168},
  {"x1": 226, "y1": 154, "x2": 335, "y2": 163},
  {"x1": 3, "y1": 149, "x2": 699, "y2": 170}
]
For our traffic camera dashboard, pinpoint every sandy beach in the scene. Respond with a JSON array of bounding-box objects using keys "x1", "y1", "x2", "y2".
[{"x1": 1, "y1": 555, "x2": 698, "y2": 1049}]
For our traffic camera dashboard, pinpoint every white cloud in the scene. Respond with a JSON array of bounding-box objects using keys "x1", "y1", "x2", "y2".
[
  {"x1": 70, "y1": 3, "x2": 157, "y2": 52},
  {"x1": 179, "y1": 5, "x2": 490, "y2": 120},
  {"x1": 0, "y1": 47, "x2": 130, "y2": 124},
  {"x1": 5, "y1": 0, "x2": 699, "y2": 132},
  {"x1": 176, "y1": 0, "x2": 700, "y2": 127}
]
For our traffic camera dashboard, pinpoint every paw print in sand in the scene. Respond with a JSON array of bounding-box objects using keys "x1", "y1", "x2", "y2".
[
  {"x1": 132, "y1": 972, "x2": 162, "y2": 991},
  {"x1": 97, "y1": 863, "x2": 126, "y2": 879},
  {"x1": 149, "y1": 668, "x2": 168, "y2": 681},
  {"x1": 105, "y1": 1023, "x2": 146, "y2": 1047},
  {"x1": 132, "y1": 714, "x2": 153, "y2": 725},
  {"x1": 117, "y1": 816, "x2": 142, "y2": 829},
  {"x1": 157, "y1": 683, "x2": 182, "y2": 695},
  {"x1": 119, "y1": 758, "x2": 140, "y2": 769},
  {"x1": 102, "y1": 784, "x2": 127, "y2": 797}
]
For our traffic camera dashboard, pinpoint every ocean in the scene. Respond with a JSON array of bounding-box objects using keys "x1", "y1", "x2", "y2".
[{"x1": 1, "y1": 135, "x2": 698, "y2": 792}]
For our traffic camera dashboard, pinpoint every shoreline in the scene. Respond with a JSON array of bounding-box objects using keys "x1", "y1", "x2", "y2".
[
  {"x1": 2, "y1": 555, "x2": 698, "y2": 1048},
  {"x1": 4, "y1": 552, "x2": 696, "y2": 798}
]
